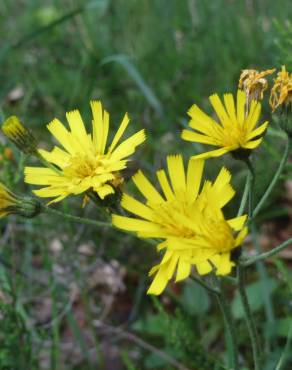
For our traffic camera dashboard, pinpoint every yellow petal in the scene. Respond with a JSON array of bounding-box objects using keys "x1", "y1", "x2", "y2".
[
  {"x1": 121, "y1": 193, "x2": 153, "y2": 220},
  {"x1": 181, "y1": 130, "x2": 218, "y2": 145},
  {"x1": 167, "y1": 155, "x2": 186, "y2": 197},
  {"x1": 209, "y1": 93, "x2": 231, "y2": 128},
  {"x1": 38, "y1": 147, "x2": 70, "y2": 168},
  {"x1": 235, "y1": 227, "x2": 248, "y2": 246},
  {"x1": 47, "y1": 119, "x2": 74, "y2": 154},
  {"x1": 236, "y1": 90, "x2": 246, "y2": 127},
  {"x1": 24, "y1": 167, "x2": 64, "y2": 185},
  {"x1": 108, "y1": 113, "x2": 130, "y2": 153},
  {"x1": 196, "y1": 261, "x2": 212, "y2": 275},
  {"x1": 227, "y1": 215, "x2": 247, "y2": 231},
  {"x1": 110, "y1": 130, "x2": 146, "y2": 161},
  {"x1": 215, "y1": 253, "x2": 234, "y2": 275},
  {"x1": 223, "y1": 93, "x2": 237, "y2": 125},
  {"x1": 147, "y1": 266, "x2": 168, "y2": 295},
  {"x1": 186, "y1": 158, "x2": 204, "y2": 202},
  {"x1": 90, "y1": 100, "x2": 103, "y2": 152},
  {"x1": 112, "y1": 214, "x2": 162, "y2": 233},
  {"x1": 246, "y1": 121, "x2": 268, "y2": 141},
  {"x1": 66, "y1": 110, "x2": 93, "y2": 153},
  {"x1": 176, "y1": 259, "x2": 191, "y2": 282},
  {"x1": 188, "y1": 104, "x2": 221, "y2": 137},
  {"x1": 191, "y1": 147, "x2": 231, "y2": 160},
  {"x1": 132, "y1": 170, "x2": 164, "y2": 204},
  {"x1": 242, "y1": 138, "x2": 263, "y2": 149},
  {"x1": 156, "y1": 169, "x2": 174, "y2": 201}
]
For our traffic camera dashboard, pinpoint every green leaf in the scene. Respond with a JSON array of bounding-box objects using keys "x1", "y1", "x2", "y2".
[
  {"x1": 181, "y1": 280, "x2": 210, "y2": 316},
  {"x1": 132, "y1": 313, "x2": 168, "y2": 336},
  {"x1": 231, "y1": 278, "x2": 278, "y2": 319}
]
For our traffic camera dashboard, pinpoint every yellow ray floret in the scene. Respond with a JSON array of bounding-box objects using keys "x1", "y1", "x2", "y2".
[
  {"x1": 181, "y1": 90, "x2": 268, "y2": 160},
  {"x1": 24, "y1": 101, "x2": 146, "y2": 203},
  {"x1": 112, "y1": 155, "x2": 248, "y2": 295}
]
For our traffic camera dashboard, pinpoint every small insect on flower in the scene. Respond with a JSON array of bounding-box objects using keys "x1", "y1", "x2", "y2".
[
  {"x1": 181, "y1": 90, "x2": 268, "y2": 160},
  {"x1": 24, "y1": 101, "x2": 146, "y2": 204},
  {"x1": 239, "y1": 68, "x2": 275, "y2": 104},
  {"x1": 2, "y1": 116, "x2": 38, "y2": 155},
  {"x1": 112, "y1": 155, "x2": 247, "y2": 295},
  {"x1": 0, "y1": 183, "x2": 40, "y2": 218},
  {"x1": 270, "y1": 66, "x2": 292, "y2": 112}
]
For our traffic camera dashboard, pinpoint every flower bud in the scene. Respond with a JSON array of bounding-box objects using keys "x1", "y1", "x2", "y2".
[
  {"x1": 0, "y1": 183, "x2": 41, "y2": 218},
  {"x1": 2, "y1": 116, "x2": 38, "y2": 155}
]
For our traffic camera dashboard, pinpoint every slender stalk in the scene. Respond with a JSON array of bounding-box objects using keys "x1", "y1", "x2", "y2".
[
  {"x1": 253, "y1": 136, "x2": 291, "y2": 218},
  {"x1": 215, "y1": 289, "x2": 239, "y2": 370},
  {"x1": 190, "y1": 275, "x2": 219, "y2": 294},
  {"x1": 237, "y1": 170, "x2": 251, "y2": 217},
  {"x1": 43, "y1": 206, "x2": 110, "y2": 228},
  {"x1": 243, "y1": 157, "x2": 255, "y2": 218},
  {"x1": 242, "y1": 238, "x2": 292, "y2": 267},
  {"x1": 237, "y1": 265, "x2": 261, "y2": 370}
]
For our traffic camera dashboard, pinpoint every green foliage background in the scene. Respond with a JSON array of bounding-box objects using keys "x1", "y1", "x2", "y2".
[{"x1": 0, "y1": 0, "x2": 292, "y2": 369}]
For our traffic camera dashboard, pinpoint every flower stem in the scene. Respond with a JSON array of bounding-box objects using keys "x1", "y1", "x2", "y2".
[
  {"x1": 215, "y1": 289, "x2": 239, "y2": 370},
  {"x1": 242, "y1": 237, "x2": 292, "y2": 267},
  {"x1": 43, "y1": 206, "x2": 110, "y2": 228},
  {"x1": 243, "y1": 157, "x2": 255, "y2": 218},
  {"x1": 237, "y1": 265, "x2": 261, "y2": 370},
  {"x1": 237, "y1": 170, "x2": 251, "y2": 217},
  {"x1": 190, "y1": 275, "x2": 219, "y2": 294},
  {"x1": 253, "y1": 135, "x2": 292, "y2": 218}
]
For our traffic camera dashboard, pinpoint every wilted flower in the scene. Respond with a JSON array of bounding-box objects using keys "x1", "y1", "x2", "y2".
[
  {"x1": 24, "y1": 101, "x2": 146, "y2": 204},
  {"x1": 2, "y1": 116, "x2": 38, "y2": 155},
  {"x1": 239, "y1": 68, "x2": 275, "y2": 104},
  {"x1": 181, "y1": 90, "x2": 268, "y2": 160},
  {"x1": 112, "y1": 155, "x2": 247, "y2": 295},
  {"x1": 270, "y1": 66, "x2": 292, "y2": 112}
]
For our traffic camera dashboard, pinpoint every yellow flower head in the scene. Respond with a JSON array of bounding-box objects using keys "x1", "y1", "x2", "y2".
[
  {"x1": 239, "y1": 68, "x2": 275, "y2": 103},
  {"x1": 270, "y1": 66, "x2": 292, "y2": 112},
  {"x1": 24, "y1": 101, "x2": 146, "y2": 204},
  {"x1": 112, "y1": 155, "x2": 247, "y2": 295},
  {"x1": 2, "y1": 116, "x2": 38, "y2": 155},
  {"x1": 181, "y1": 90, "x2": 268, "y2": 160}
]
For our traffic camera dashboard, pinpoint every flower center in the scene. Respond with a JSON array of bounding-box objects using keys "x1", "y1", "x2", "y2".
[
  {"x1": 63, "y1": 154, "x2": 107, "y2": 179},
  {"x1": 153, "y1": 199, "x2": 235, "y2": 252}
]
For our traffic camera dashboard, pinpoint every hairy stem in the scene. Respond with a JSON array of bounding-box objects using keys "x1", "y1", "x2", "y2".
[
  {"x1": 253, "y1": 136, "x2": 291, "y2": 218},
  {"x1": 237, "y1": 265, "x2": 261, "y2": 370},
  {"x1": 43, "y1": 206, "x2": 110, "y2": 228},
  {"x1": 242, "y1": 237, "x2": 292, "y2": 267},
  {"x1": 237, "y1": 170, "x2": 251, "y2": 217},
  {"x1": 215, "y1": 289, "x2": 239, "y2": 370}
]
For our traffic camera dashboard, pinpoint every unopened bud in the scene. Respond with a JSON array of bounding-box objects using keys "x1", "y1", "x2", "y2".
[
  {"x1": 0, "y1": 183, "x2": 41, "y2": 218},
  {"x1": 2, "y1": 116, "x2": 38, "y2": 155}
]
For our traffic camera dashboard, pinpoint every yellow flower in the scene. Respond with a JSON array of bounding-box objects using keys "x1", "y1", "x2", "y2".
[
  {"x1": 270, "y1": 66, "x2": 292, "y2": 112},
  {"x1": 181, "y1": 90, "x2": 268, "y2": 160},
  {"x1": 24, "y1": 101, "x2": 146, "y2": 203},
  {"x1": 0, "y1": 183, "x2": 40, "y2": 218},
  {"x1": 239, "y1": 68, "x2": 275, "y2": 103},
  {"x1": 2, "y1": 116, "x2": 38, "y2": 155},
  {"x1": 112, "y1": 155, "x2": 247, "y2": 295}
]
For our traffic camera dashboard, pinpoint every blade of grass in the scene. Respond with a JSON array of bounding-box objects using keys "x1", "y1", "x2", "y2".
[
  {"x1": 66, "y1": 310, "x2": 94, "y2": 369},
  {"x1": 101, "y1": 54, "x2": 163, "y2": 117}
]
